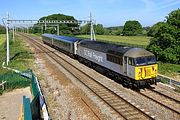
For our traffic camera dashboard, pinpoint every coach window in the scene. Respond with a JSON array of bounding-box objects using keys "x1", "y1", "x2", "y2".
[{"x1": 107, "y1": 54, "x2": 111, "y2": 61}]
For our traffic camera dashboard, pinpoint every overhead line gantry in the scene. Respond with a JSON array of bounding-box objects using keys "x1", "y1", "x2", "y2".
[{"x1": 2, "y1": 12, "x2": 96, "y2": 66}]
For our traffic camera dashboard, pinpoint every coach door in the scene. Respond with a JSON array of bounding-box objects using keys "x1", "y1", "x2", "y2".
[
  {"x1": 74, "y1": 41, "x2": 78, "y2": 54},
  {"x1": 51, "y1": 37, "x2": 54, "y2": 45},
  {"x1": 123, "y1": 56, "x2": 128, "y2": 75}
]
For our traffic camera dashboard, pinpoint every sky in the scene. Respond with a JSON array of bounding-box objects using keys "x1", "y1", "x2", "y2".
[{"x1": 0, "y1": 0, "x2": 179, "y2": 27}]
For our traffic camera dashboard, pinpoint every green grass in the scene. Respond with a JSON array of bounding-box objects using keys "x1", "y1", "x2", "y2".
[
  {"x1": 158, "y1": 62, "x2": 180, "y2": 77},
  {"x1": 30, "y1": 33, "x2": 41, "y2": 37},
  {"x1": 0, "y1": 34, "x2": 34, "y2": 95},
  {"x1": 0, "y1": 34, "x2": 6, "y2": 46},
  {"x1": 76, "y1": 35, "x2": 151, "y2": 47},
  {"x1": 8, "y1": 34, "x2": 34, "y2": 71},
  {"x1": 0, "y1": 72, "x2": 31, "y2": 95},
  {"x1": 0, "y1": 34, "x2": 6, "y2": 50}
]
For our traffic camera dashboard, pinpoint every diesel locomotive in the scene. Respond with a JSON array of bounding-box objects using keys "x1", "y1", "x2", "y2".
[{"x1": 42, "y1": 34, "x2": 158, "y2": 88}]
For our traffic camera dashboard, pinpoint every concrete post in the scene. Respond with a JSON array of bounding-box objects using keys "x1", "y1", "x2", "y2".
[{"x1": 6, "y1": 12, "x2": 10, "y2": 66}]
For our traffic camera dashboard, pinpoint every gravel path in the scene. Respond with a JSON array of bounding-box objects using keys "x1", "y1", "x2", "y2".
[{"x1": 0, "y1": 87, "x2": 31, "y2": 120}]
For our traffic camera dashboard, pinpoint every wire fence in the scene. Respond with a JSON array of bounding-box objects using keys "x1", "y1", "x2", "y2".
[
  {"x1": 157, "y1": 74, "x2": 180, "y2": 87},
  {"x1": 0, "y1": 71, "x2": 31, "y2": 95}
]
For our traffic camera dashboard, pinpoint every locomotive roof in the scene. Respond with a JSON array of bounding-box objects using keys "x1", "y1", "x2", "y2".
[
  {"x1": 79, "y1": 40, "x2": 154, "y2": 58},
  {"x1": 79, "y1": 40, "x2": 132, "y2": 56},
  {"x1": 42, "y1": 34, "x2": 80, "y2": 43},
  {"x1": 124, "y1": 48, "x2": 154, "y2": 58}
]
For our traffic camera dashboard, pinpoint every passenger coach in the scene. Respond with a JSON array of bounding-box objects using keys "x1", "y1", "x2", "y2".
[{"x1": 42, "y1": 34, "x2": 80, "y2": 57}]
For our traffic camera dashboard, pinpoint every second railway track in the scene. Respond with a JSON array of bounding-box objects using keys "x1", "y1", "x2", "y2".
[
  {"x1": 138, "y1": 88, "x2": 180, "y2": 115},
  {"x1": 18, "y1": 33, "x2": 155, "y2": 119}
]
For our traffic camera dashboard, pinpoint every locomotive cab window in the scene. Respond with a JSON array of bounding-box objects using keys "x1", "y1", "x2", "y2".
[
  {"x1": 135, "y1": 56, "x2": 156, "y2": 66},
  {"x1": 135, "y1": 57, "x2": 146, "y2": 66},
  {"x1": 147, "y1": 56, "x2": 156, "y2": 64},
  {"x1": 128, "y1": 58, "x2": 135, "y2": 66}
]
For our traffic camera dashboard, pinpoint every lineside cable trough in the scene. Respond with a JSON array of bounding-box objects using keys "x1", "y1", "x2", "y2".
[{"x1": 2, "y1": 62, "x2": 51, "y2": 120}]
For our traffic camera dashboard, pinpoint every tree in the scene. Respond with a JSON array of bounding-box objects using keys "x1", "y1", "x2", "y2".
[
  {"x1": 147, "y1": 9, "x2": 180, "y2": 64},
  {"x1": 80, "y1": 23, "x2": 105, "y2": 35},
  {"x1": 33, "y1": 13, "x2": 79, "y2": 35},
  {"x1": 80, "y1": 23, "x2": 90, "y2": 34},
  {"x1": 122, "y1": 20, "x2": 143, "y2": 36},
  {"x1": 166, "y1": 8, "x2": 180, "y2": 28},
  {"x1": 0, "y1": 25, "x2": 6, "y2": 34},
  {"x1": 95, "y1": 24, "x2": 104, "y2": 35},
  {"x1": 147, "y1": 22, "x2": 165, "y2": 37},
  {"x1": 103, "y1": 28, "x2": 110, "y2": 35}
]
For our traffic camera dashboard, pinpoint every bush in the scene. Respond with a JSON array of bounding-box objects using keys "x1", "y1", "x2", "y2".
[{"x1": 0, "y1": 25, "x2": 6, "y2": 34}]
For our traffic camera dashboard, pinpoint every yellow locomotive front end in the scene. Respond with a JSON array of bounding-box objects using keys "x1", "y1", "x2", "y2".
[
  {"x1": 133, "y1": 55, "x2": 158, "y2": 85},
  {"x1": 135, "y1": 64, "x2": 158, "y2": 80}
]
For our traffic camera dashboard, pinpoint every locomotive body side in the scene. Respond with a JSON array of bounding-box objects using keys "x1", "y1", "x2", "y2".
[{"x1": 77, "y1": 46, "x2": 124, "y2": 74}]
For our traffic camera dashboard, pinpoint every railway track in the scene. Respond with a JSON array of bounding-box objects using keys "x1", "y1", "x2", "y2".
[
  {"x1": 138, "y1": 88, "x2": 180, "y2": 115},
  {"x1": 19, "y1": 33, "x2": 155, "y2": 120}
]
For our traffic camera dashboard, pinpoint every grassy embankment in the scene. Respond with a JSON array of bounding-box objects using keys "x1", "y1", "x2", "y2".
[
  {"x1": 76, "y1": 35, "x2": 150, "y2": 47},
  {"x1": 0, "y1": 34, "x2": 34, "y2": 95},
  {"x1": 76, "y1": 35, "x2": 180, "y2": 78}
]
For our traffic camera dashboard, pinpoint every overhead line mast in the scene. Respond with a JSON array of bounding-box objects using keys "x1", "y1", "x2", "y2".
[
  {"x1": 90, "y1": 12, "x2": 96, "y2": 41},
  {"x1": 6, "y1": 12, "x2": 10, "y2": 66}
]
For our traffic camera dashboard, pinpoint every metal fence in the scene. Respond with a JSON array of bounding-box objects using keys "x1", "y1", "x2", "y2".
[
  {"x1": 2, "y1": 64, "x2": 50, "y2": 120},
  {"x1": 157, "y1": 74, "x2": 180, "y2": 87},
  {"x1": 0, "y1": 72, "x2": 30, "y2": 95},
  {"x1": 21, "y1": 70, "x2": 50, "y2": 120}
]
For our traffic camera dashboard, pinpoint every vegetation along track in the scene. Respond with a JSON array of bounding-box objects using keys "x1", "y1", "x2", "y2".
[
  {"x1": 138, "y1": 88, "x2": 180, "y2": 115},
  {"x1": 18, "y1": 33, "x2": 154, "y2": 120}
]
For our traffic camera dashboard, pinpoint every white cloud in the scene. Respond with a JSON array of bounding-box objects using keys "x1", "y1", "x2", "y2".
[
  {"x1": 157, "y1": 0, "x2": 180, "y2": 10},
  {"x1": 139, "y1": 0, "x2": 155, "y2": 10},
  {"x1": 140, "y1": 0, "x2": 180, "y2": 12}
]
